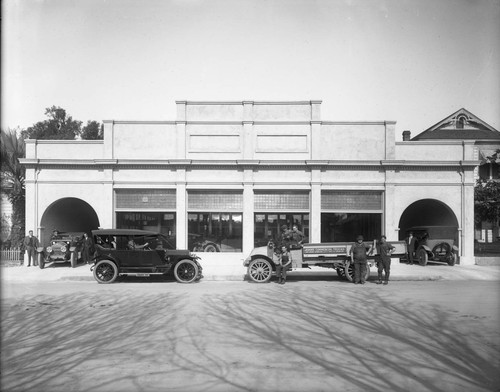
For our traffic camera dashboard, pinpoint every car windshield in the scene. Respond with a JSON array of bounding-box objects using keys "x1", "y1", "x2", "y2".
[{"x1": 148, "y1": 234, "x2": 175, "y2": 250}]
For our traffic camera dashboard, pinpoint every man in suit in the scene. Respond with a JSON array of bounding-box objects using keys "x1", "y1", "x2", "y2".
[
  {"x1": 406, "y1": 231, "x2": 417, "y2": 265},
  {"x1": 23, "y1": 230, "x2": 39, "y2": 267}
]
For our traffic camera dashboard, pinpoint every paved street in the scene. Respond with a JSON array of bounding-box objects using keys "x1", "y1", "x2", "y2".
[{"x1": 1, "y1": 273, "x2": 499, "y2": 392}]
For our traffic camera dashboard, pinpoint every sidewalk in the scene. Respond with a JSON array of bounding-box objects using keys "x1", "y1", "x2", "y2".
[{"x1": 2, "y1": 261, "x2": 500, "y2": 283}]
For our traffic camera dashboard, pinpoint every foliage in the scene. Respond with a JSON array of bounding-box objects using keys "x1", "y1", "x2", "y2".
[
  {"x1": 81, "y1": 120, "x2": 103, "y2": 140},
  {"x1": 474, "y1": 177, "x2": 500, "y2": 224},
  {"x1": 0, "y1": 128, "x2": 26, "y2": 247}
]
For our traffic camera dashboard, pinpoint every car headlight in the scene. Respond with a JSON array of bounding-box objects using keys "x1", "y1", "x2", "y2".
[
  {"x1": 46, "y1": 246, "x2": 53, "y2": 253},
  {"x1": 60, "y1": 246, "x2": 67, "y2": 252}
]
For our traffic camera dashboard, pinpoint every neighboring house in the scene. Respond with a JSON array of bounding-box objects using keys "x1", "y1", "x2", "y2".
[
  {"x1": 405, "y1": 108, "x2": 500, "y2": 243},
  {"x1": 1, "y1": 192, "x2": 13, "y2": 247}
]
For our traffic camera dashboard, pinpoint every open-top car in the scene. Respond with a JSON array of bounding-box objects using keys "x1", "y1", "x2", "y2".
[
  {"x1": 37, "y1": 231, "x2": 85, "y2": 269},
  {"x1": 90, "y1": 229, "x2": 203, "y2": 284},
  {"x1": 407, "y1": 226, "x2": 459, "y2": 266}
]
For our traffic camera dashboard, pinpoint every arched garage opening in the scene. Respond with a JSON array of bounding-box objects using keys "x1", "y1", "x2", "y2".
[
  {"x1": 398, "y1": 199, "x2": 459, "y2": 241},
  {"x1": 40, "y1": 198, "x2": 100, "y2": 244}
]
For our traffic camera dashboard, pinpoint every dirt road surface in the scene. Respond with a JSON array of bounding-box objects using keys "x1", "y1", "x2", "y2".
[{"x1": 1, "y1": 278, "x2": 499, "y2": 392}]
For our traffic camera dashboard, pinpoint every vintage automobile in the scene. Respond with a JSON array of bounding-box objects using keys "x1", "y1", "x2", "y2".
[
  {"x1": 37, "y1": 231, "x2": 85, "y2": 269},
  {"x1": 90, "y1": 229, "x2": 203, "y2": 284},
  {"x1": 244, "y1": 239, "x2": 407, "y2": 283},
  {"x1": 408, "y1": 226, "x2": 459, "y2": 266}
]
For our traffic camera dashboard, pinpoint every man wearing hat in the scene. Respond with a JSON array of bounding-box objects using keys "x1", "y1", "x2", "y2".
[
  {"x1": 349, "y1": 234, "x2": 373, "y2": 284},
  {"x1": 273, "y1": 224, "x2": 291, "y2": 283}
]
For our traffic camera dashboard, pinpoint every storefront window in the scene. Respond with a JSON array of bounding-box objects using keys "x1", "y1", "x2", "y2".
[
  {"x1": 116, "y1": 212, "x2": 176, "y2": 246},
  {"x1": 254, "y1": 213, "x2": 309, "y2": 247},
  {"x1": 321, "y1": 213, "x2": 381, "y2": 243},
  {"x1": 187, "y1": 212, "x2": 242, "y2": 252}
]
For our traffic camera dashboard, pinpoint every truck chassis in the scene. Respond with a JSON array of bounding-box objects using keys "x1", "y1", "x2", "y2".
[{"x1": 244, "y1": 241, "x2": 408, "y2": 283}]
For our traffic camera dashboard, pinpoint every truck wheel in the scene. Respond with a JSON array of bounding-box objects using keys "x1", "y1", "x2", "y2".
[
  {"x1": 248, "y1": 258, "x2": 272, "y2": 283},
  {"x1": 38, "y1": 253, "x2": 45, "y2": 269},
  {"x1": 174, "y1": 259, "x2": 199, "y2": 283},
  {"x1": 93, "y1": 260, "x2": 118, "y2": 284},
  {"x1": 70, "y1": 252, "x2": 77, "y2": 268},
  {"x1": 344, "y1": 262, "x2": 370, "y2": 282},
  {"x1": 446, "y1": 252, "x2": 457, "y2": 266},
  {"x1": 417, "y1": 248, "x2": 428, "y2": 266}
]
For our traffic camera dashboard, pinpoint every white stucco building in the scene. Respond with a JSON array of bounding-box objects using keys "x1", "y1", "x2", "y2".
[{"x1": 21, "y1": 100, "x2": 486, "y2": 274}]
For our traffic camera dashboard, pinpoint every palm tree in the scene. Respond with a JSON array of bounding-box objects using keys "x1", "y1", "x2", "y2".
[{"x1": 1, "y1": 128, "x2": 25, "y2": 248}]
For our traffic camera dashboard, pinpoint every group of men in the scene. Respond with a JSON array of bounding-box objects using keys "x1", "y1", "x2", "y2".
[
  {"x1": 349, "y1": 235, "x2": 395, "y2": 285},
  {"x1": 271, "y1": 223, "x2": 305, "y2": 284}
]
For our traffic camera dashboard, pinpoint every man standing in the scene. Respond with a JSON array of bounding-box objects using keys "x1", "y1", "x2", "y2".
[
  {"x1": 275, "y1": 245, "x2": 292, "y2": 284},
  {"x1": 349, "y1": 235, "x2": 373, "y2": 284},
  {"x1": 406, "y1": 231, "x2": 416, "y2": 265},
  {"x1": 23, "y1": 230, "x2": 39, "y2": 267},
  {"x1": 375, "y1": 235, "x2": 395, "y2": 285},
  {"x1": 289, "y1": 224, "x2": 304, "y2": 246}
]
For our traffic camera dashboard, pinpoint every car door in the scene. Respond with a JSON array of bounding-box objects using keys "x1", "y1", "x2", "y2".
[{"x1": 114, "y1": 235, "x2": 154, "y2": 268}]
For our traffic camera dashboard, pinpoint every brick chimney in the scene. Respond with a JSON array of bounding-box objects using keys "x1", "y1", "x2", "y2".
[{"x1": 402, "y1": 130, "x2": 411, "y2": 141}]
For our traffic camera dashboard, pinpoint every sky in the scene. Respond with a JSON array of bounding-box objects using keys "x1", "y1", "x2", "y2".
[{"x1": 2, "y1": 0, "x2": 499, "y2": 139}]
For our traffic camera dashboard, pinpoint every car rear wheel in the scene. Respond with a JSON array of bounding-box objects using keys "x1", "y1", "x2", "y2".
[
  {"x1": 344, "y1": 261, "x2": 370, "y2": 282},
  {"x1": 174, "y1": 259, "x2": 199, "y2": 283},
  {"x1": 93, "y1": 260, "x2": 118, "y2": 284},
  {"x1": 38, "y1": 253, "x2": 45, "y2": 269},
  {"x1": 70, "y1": 252, "x2": 77, "y2": 268},
  {"x1": 248, "y1": 258, "x2": 272, "y2": 283},
  {"x1": 417, "y1": 248, "x2": 428, "y2": 266},
  {"x1": 446, "y1": 252, "x2": 457, "y2": 266}
]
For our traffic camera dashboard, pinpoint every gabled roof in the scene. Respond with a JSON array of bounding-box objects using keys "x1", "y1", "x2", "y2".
[{"x1": 411, "y1": 108, "x2": 500, "y2": 140}]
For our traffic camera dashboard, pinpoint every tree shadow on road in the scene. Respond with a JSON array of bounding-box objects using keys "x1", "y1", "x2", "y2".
[
  {"x1": 1, "y1": 292, "x2": 187, "y2": 392},
  {"x1": 176, "y1": 285, "x2": 499, "y2": 392}
]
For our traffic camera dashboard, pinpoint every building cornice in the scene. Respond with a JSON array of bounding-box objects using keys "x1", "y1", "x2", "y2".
[
  {"x1": 19, "y1": 158, "x2": 480, "y2": 171},
  {"x1": 175, "y1": 100, "x2": 322, "y2": 105}
]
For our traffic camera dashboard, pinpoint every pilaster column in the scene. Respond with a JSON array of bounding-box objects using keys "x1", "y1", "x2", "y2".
[
  {"x1": 103, "y1": 120, "x2": 114, "y2": 159},
  {"x1": 176, "y1": 169, "x2": 187, "y2": 249},
  {"x1": 311, "y1": 121, "x2": 322, "y2": 160},
  {"x1": 310, "y1": 169, "x2": 322, "y2": 243},
  {"x1": 176, "y1": 122, "x2": 186, "y2": 159},
  {"x1": 243, "y1": 171, "x2": 254, "y2": 255},
  {"x1": 243, "y1": 122, "x2": 254, "y2": 159},
  {"x1": 384, "y1": 121, "x2": 396, "y2": 160}
]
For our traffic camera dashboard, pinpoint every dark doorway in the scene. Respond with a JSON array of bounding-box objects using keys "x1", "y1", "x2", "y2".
[
  {"x1": 398, "y1": 199, "x2": 458, "y2": 240},
  {"x1": 40, "y1": 198, "x2": 100, "y2": 244}
]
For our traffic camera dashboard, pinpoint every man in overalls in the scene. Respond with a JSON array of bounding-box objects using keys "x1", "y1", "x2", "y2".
[{"x1": 349, "y1": 235, "x2": 372, "y2": 284}]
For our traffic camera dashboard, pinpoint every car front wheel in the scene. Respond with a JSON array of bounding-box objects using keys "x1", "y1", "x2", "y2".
[
  {"x1": 417, "y1": 248, "x2": 428, "y2": 266},
  {"x1": 70, "y1": 252, "x2": 77, "y2": 268},
  {"x1": 248, "y1": 258, "x2": 273, "y2": 283},
  {"x1": 174, "y1": 259, "x2": 199, "y2": 283},
  {"x1": 38, "y1": 253, "x2": 45, "y2": 269},
  {"x1": 93, "y1": 260, "x2": 118, "y2": 284}
]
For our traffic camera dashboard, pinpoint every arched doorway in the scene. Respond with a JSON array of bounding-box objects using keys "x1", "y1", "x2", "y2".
[
  {"x1": 40, "y1": 198, "x2": 100, "y2": 244},
  {"x1": 398, "y1": 199, "x2": 459, "y2": 241}
]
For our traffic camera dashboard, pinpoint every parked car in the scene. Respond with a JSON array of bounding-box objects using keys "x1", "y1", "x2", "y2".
[
  {"x1": 407, "y1": 226, "x2": 459, "y2": 266},
  {"x1": 90, "y1": 229, "x2": 203, "y2": 284},
  {"x1": 37, "y1": 231, "x2": 85, "y2": 269}
]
